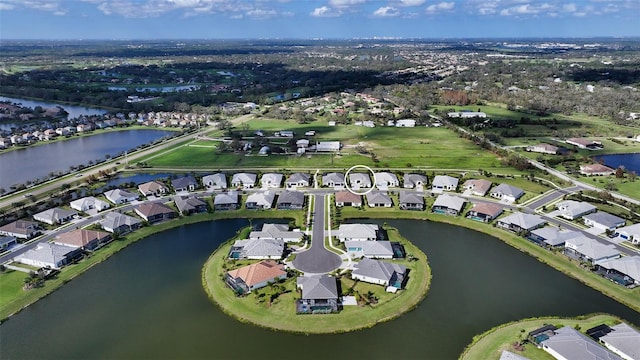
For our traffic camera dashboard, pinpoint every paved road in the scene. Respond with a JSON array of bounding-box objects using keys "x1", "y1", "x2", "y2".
[
  {"x1": 292, "y1": 195, "x2": 341, "y2": 274},
  {"x1": 524, "y1": 186, "x2": 582, "y2": 211}
]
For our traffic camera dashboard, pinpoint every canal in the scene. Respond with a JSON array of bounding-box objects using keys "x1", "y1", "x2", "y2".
[{"x1": 1, "y1": 219, "x2": 638, "y2": 359}]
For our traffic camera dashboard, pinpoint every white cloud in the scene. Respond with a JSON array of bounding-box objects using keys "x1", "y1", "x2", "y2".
[
  {"x1": 246, "y1": 8, "x2": 277, "y2": 18},
  {"x1": 425, "y1": 1, "x2": 454, "y2": 14},
  {"x1": 2, "y1": 0, "x2": 67, "y2": 14},
  {"x1": 373, "y1": 6, "x2": 399, "y2": 17},
  {"x1": 329, "y1": 0, "x2": 366, "y2": 8},
  {"x1": 562, "y1": 3, "x2": 577, "y2": 12},
  {"x1": 398, "y1": 0, "x2": 425, "y2": 6},
  {"x1": 0, "y1": 2, "x2": 15, "y2": 10},
  {"x1": 310, "y1": 5, "x2": 341, "y2": 17}
]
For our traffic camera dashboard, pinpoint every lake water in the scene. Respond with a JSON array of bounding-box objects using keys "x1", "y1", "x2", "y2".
[
  {"x1": 1, "y1": 219, "x2": 638, "y2": 360},
  {"x1": 0, "y1": 96, "x2": 108, "y2": 119},
  {"x1": 596, "y1": 153, "x2": 640, "y2": 174},
  {"x1": 0, "y1": 130, "x2": 173, "y2": 190}
]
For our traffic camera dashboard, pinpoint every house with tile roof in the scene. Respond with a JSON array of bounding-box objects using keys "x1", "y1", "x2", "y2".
[
  {"x1": 366, "y1": 191, "x2": 393, "y2": 208},
  {"x1": 490, "y1": 183, "x2": 525, "y2": 203},
  {"x1": 540, "y1": 326, "x2": 622, "y2": 360},
  {"x1": 286, "y1": 173, "x2": 311, "y2": 189},
  {"x1": 466, "y1": 202, "x2": 503, "y2": 222},
  {"x1": 104, "y1": 188, "x2": 139, "y2": 204},
  {"x1": 138, "y1": 181, "x2": 169, "y2": 197},
  {"x1": 432, "y1": 194, "x2": 466, "y2": 216},
  {"x1": 351, "y1": 258, "x2": 407, "y2": 288},
  {"x1": 276, "y1": 190, "x2": 305, "y2": 210},
  {"x1": 70, "y1": 196, "x2": 111, "y2": 213},
  {"x1": 296, "y1": 275, "x2": 339, "y2": 314},
  {"x1": 399, "y1": 192, "x2": 424, "y2": 210},
  {"x1": 334, "y1": 190, "x2": 362, "y2": 207},
  {"x1": 555, "y1": 200, "x2": 597, "y2": 220},
  {"x1": 15, "y1": 242, "x2": 81, "y2": 269},
  {"x1": 202, "y1": 173, "x2": 227, "y2": 190},
  {"x1": 213, "y1": 191, "x2": 240, "y2": 211},
  {"x1": 229, "y1": 238, "x2": 284, "y2": 259},
  {"x1": 99, "y1": 212, "x2": 142, "y2": 234},
  {"x1": 322, "y1": 172, "x2": 345, "y2": 188},
  {"x1": 171, "y1": 175, "x2": 198, "y2": 193},
  {"x1": 225, "y1": 260, "x2": 287, "y2": 294},
  {"x1": 231, "y1": 172, "x2": 257, "y2": 189},
  {"x1": 580, "y1": 163, "x2": 615, "y2": 176},
  {"x1": 497, "y1": 212, "x2": 546, "y2": 233},
  {"x1": 403, "y1": 173, "x2": 428, "y2": 189},
  {"x1": 174, "y1": 195, "x2": 208, "y2": 215},
  {"x1": 345, "y1": 240, "x2": 394, "y2": 259},
  {"x1": 33, "y1": 208, "x2": 78, "y2": 225},
  {"x1": 614, "y1": 223, "x2": 640, "y2": 244},
  {"x1": 260, "y1": 173, "x2": 284, "y2": 188},
  {"x1": 53, "y1": 229, "x2": 112, "y2": 251},
  {"x1": 134, "y1": 202, "x2": 176, "y2": 223},
  {"x1": 565, "y1": 235, "x2": 620, "y2": 265},
  {"x1": 567, "y1": 137, "x2": 603, "y2": 150},
  {"x1": 463, "y1": 179, "x2": 492, "y2": 197},
  {"x1": 246, "y1": 191, "x2": 276, "y2": 210},
  {"x1": 599, "y1": 323, "x2": 640, "y2": 360},
  {"x1": 0, "y1": 220, "x2": 41, "y2": 239},
  {"x1": 431, "y1": 175, "x2": 459, "y2": 192}
]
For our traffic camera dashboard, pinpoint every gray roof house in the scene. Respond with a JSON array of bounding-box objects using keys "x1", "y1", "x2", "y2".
[
  {"x1": 99, "y1": 212, "x2": 142, "y2": 234},
  {"x1": 0, "y1": 220, "x2": 40, "y2": 239},
  {"x1": 246, "y1": 191, "x2": 276, "y2": 210},
  {"x1": 614, "y1": 223, "x2": 640, "y2": 244},
  {"x1": 213, "y1": 191, "x2": 240, "y2": 211},
  {"x1": 336, "y1": 223, "x2": 380, "y2": 242},
  {"x1": 70, "y1": 196, "x2": 111, "y2": 213},
  {"x1": 171, "y1": 175, "x2": 198, "y2": 193},
  {"x1": 104, "y1": 189, "x2": 139, "y2": 204},
  {"x1": 249, "y1": 223, "x2": 303, "y2": 243},
  {"x1": 399, "y1": 192, "x2": 424, "y2": 210},
  {"x1": 345, "y1": 240, "x2": 394, "y2": 259},
  {"x1": 540, "y1": 326, "x2": 622, "y2": 360},
  {"x1": 322, "y1": 172, "x2": 345, "y2": 188},
  {"x1": 229, "y1": 238, "x2": 284, "y2": 259},
  {"x1": 565, "y1": 235, "x2": 620, "y2": 265},
  {"x1": 599, "y1": 323, "x2": 640, "y2": 360},
  {"x1": 463, "y1": 179, "x2": 492, "y2": 197},
  {"x1": 598, "y1": 255, "x2": 640, "y2": 286},
  {"x1": 528, "y1": 227, "x2": 581, "y2": 247},
  {"x1": 403, "y1": 173, "x2": 428, "y2": 189},
  {"x1": 260, "y1": 173, "x2": 284, "y2": 188},
  {"x1": 431, "y1": 175, "x2": 459, "y2": 192},
  {"x1": 231, "y1": 172, "x2": 257, "y2": 189},
  {"x1": 33, "y1": 208, "x2": 78, "y2": 225},
  {"x1": 432, "y1": 194, "x2": 466, "y2": 216},
  {"x1": 366, "y1": 191, "x2": 393, "y2": 208},
  {"x1": 174, "y1": 195, "x2": 208, "y2": 215},
  {"x1": 490, "y1": 183, "x2": 525, "y2": 203},
  {"x1": 555, "y1": 200, "x2": 597, "y2": 220},
  {"x1": 286, "y1": 173, "x2": 311, "y2": 189},
  {"x1": 296, "y1": 275, "x2": 339, "y2": 314},
  {"x1": 374, "y1": 172, "x2": 399, "y2": 189},
  {"x1": 15, "y1": 242, "x2": 81, "y2": 269},
  {"x1": 497, "y1": 212, "x2": 546, "y2": 233},
  {"x1": 349, "y1": 173, "x2": 372, "y2": 190},
  {"x1": 0, "y1": 235, "x2": 17, "y2": 250},
  {"x1": 276, "y1": 190, "x2": 305, "y2": 210},
  {"x1": 202, "y1": 173, "x2": 227, "y2": 190},
  {"x1": 351, "y1": 258, "x2": 407, "y2": 288},
  {"x1": 583, "y1": 212, "x2": 626, "y2": 232}
]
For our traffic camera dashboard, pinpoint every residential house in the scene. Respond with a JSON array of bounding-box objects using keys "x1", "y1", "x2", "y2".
[
  {"x1": 351, "y1": 258, "x2": 407, "y2": 289},
  {"x1": 228, "y1": 238, "x2": 284, "y2": 259},
  {"x1": 463, "y1": 179, "x2": 492, "y2": 197},
  {"x1": 225, "y1": 260, "x2": 287, "y2": 294},
  {"x1": 583, "y1": 212, "x2": 626, "y2": 232},
  {"x1": 213, "y1": 191, "x2": 240, "y2": 211},
  {"x1": 315, "y1": 141, "x2": 341, "y2": 152},
  {"x1": 345, "y1": 241, "x2": 394, "y2": 259},
  {"x1": 598, "y1": 256, "x2": 640, "y2": 287},
  {"x1": 335, "y1": 223, "x2": 381, "y2": 242},
  {"x1": 431, "y1": 175, "x2": 459, "y2": 192},
  {"x1": 138, "y1": 181, "x2": 169, "y2": 197},
  {"x1": 499, "y1": 350, "x2": 530, "y2": 360},
  {"x1": 599, "y1": 323, "x2": 640, "y2": 360},
  {"x1": 171, "y1": 175, "x2": 198, "y2": 193},
  {"x1": 565, "y1": 236, "x2": 620, "y2": 265},
  {"x1": 296, "y1": 275, "x2": 340, "y2": 314},
  {"x1": 497, "y1": 212, "x2": 546, "y2": 233},
  {"x1": 466, "y1": 202, "x2": 503, "y2": 222},
  {"x1": 334, "y1": 191, "x2": 362, "y2": 207},
  {"x1": 231, "y1": 172, "x2": 257, "y2": 189},
  {"x1": 99, "y1": 212, "x2": 142, "y2": 234},
  {"x1": 555, "y1": 200, "x2": 597, "y2": 220},
  {"x1": 0, "y1": 220, "x2": 41, "y2": 239},
  {"x1": 528, "y1": 227, "x2": 581, "y2": 248},
  {"x1": 245, "y1": 191, "x2": 276, "y2": 210},
  {"x1": 580, "y1": 164, "x2": 615, "y2": 176},
  {"x1": 134, "y1": 202, "x2": 176, "y2": 223},
  {"x1": 53, "y1": 229, "x2": 112, "y2": 251},
  {"x1": 249, "y1": 223, "x2": 303, "y2": 243},
  {"x1": 490, "y1": 183, "x2": 525, "y2": 203},
  {"x1": 374, "y1": 172, "x2": 399, "y2": 189},
  {"x1": 399, "y1": 192, "x2": 424, "y2": 210},
  {"x1": 285, "y1": 173, "x2": 311, "y2": 189},
  {"x1": 567, "y1": 137, "x2": 603, "y2": 150},
  {"x1": 33, "y1": 208, "x2": 78, "y2": 225},
  {"x1": 526, "y1": 143, "x2": 561, "y2": 155},
  {"x1": 614, "y1": 223, "x2": 640, "y2": 244},
  {"x1": 174, "y1": 195, "x2": 208, "y2": 215},
  {"x1": 276, "y1": 191, "x2": 305, "y2": 210},
  {"x1": 395, "y1": 119, "x2": 416, "y2": 127},
  {"x1": 260, "y1": 173, "x2": 283, "y2": 189},
  {"x1": 432, "y1": 194, "x2": 466, "y2": 216},
  {"x1": 0, "y1": 236, "x2": 17, "y2": 250},
  {"x1": 15, "y1": 242, "x2": 81, "y2": 269},
  {"x1": 104, "y1": 189, "x2": 139, "y2": 204},
  {"x1": 540, "y1": 327, "x2": 622, "y2": 360},
  {"x1": 403, "y1": 173, "x2": 428, "y2": 189},
  {"x1": 70, "y1": 196, "x2": 111, "y2": 213},
  {"x1": 349, "y1": 173, "x2": 372, "y2": 190},
  {"x1": 448, "y1": 111, "x2": 487, "y2": 118},
  {"x1": 202, "y1": 173, "x2": 227, "y2": 190},
  {"x1": 322, "y1": 172, "x2": 345, "y2": 188},
  {"x1": 366, "y1": 191, "x2": 393, "y2": 208}
]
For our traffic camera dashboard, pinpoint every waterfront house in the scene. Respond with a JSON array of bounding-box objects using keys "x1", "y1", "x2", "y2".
[
  {"x1": 566, "y1": 137, "x2": 603, "y2": 150},
  {"x1": 53, "y1": 229, "x2": 112, "y2": 251},
  {"x1": 564, "y1": 235, "x2": 620, "y2": 265},
  {"x1": 599, "y1": 323, "x2": 640, "y2": 360},
  {"x1": 138, "y1": 181, "x2": 169, "y2": 197},
  {"x1": 403, "y1": 173, "x2": 428, "y2": 189},
  {"x1": 580, "y1": 164, "x2": 615, "y2": 176},
  {"x1": 349, "y1": 173, "x2": 372, "y2": 190},
  {"x1": 399, "y1": 192, "x2": 424, "y2": 210},
  {"x1": 432, "y1": 194, "x2": 466, "y2": 216},
  {"x1": 231, "y1": 172, "x2": 257, "y2": 189},
  {"x1": 555, "y1": 200, "x2": 597, "y2": 220},
  {"x1": 614, "y1": 223, "x2": 640, "y2": 244},
  {"x1": 345, "y1": 240, "x2": 394, "y2": 259},
  {"x1": 335, "y1": 224, "x2": 380, "y2": 242},
  {"x1": 366, "y1": 191, "x2": 393, "y2": 208},
  {"x1": 462, "y1": 179, "x2": 492, "y2": 197},
  {"x1": 249, "y1": 223, "x2": 303, "y2": 243},
  {"x1": 15, "y1": 242, "x2": 81, "y2": 269},
  {"x1": 225, "y1": 260, "x2": 286, "y2": 295},
  {"x1": 322, "y1": 172, "x2": 345, "y2": 188},
  {"x1": 276, "y1": 190, "x2": 305, "y2": 210},
  {"x1": 334, "y1": 191, "x2": 362, "y2": 207},
  {"x1": 104, "y1": 189, "x2": 139, "y2": 204},
  {"x1": 134, "y1": 202, "x2": 176, "y2": 223},
  {"x1": 245, "y1": 191, "x2": 276, "y2": 210},
  {"x1": 0, "y1": 236, "x2": 17, "y2": 250},
  {"x1": 296, "y1": 275, "x2": 339, "y2": 314},
  {"x1": 598, "y1": 256, "x2": 640, "y2": 287},
  {"x1": 466, "y1": 202, "x2": 503, "y2": 222},
  {"x1": 99, "y1": 212, "x2": 142, "y2": 234},
  {"x1": 213, "y1": 191, "x2": 240, "y2": 211},
  {"x1": 431, "y1": 175, "x2": 459, "y2": 192},
  {"x1": 496, "y1": 212, "x2": 546, "y2": 233},
  {"x1": 490, "y1": 183, "x2": 524, "y2": 203},
  {"x1": 70, "y1": 196, "x2": 111, "y2": 213},
  {"x1": 260, "y1": 173, "x2": 284, "y2": 189},
  {"x1": 171, "y1": 175, "x2": 198, "y2": 193},
  {"x1": 540, "y1": 327, "x2": 621, "y2": 360},
  {"x1": 286, "y1": 173, "x2": 311, "y2": 189},
  {"x1": 229, "y1": 238, "x2": 284, "y2": 260},
  {"x1": 202, "y1": 173, "x2": 227, "y2": 190},
  {"x1": 351, "y1": 258, "x2": 407, "y2": 289},
  {"x1": 583, "y1": 212, "x2": 626, "y2": 232},
  {"x1": 33, "y1": 208, "x2": 78, "y2": 225},
  {"x1": 528, "y1": 227, "x2": 580, "y2": 248},
  {"x1": 174, "y1": 195, "x2": 207, "y2": 215},
  {"x1": 374, "y1": 172, "x2": 399, "y2": 189},
  {"x1": 0, "y1": 220, "x2": 41, "y2": 239}
]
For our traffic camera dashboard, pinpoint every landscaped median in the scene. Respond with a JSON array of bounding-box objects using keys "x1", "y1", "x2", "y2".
[{"x1": 201, "y1": 226, "x2": 431, "y2": 334}]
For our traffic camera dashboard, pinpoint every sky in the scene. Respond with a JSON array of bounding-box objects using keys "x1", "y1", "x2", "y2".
[{"x1": 0, "y1": 0, "x2": 639, "y2": 40}]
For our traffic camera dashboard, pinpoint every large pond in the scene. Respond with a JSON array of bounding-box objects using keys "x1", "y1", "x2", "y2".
[
  {"x1": 1, "y1": 219, "x2": 638, "y2": 359},
  {"x1": 595, "y1": 152, "x2": 640, "y2": 174},
  {"x1": 0, "y1": 96, "x2": 108, "y2": 120},
  {"x1": 0, "y1": 129, "x2": 173, "y2": 189}
]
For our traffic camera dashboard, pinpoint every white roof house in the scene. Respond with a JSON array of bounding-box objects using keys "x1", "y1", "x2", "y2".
[
  {"x1": 432, "y1": 194, "x2": 466, "y2": 215},
  {"x1": 70, "y1": 196, "x2": 111, "y2": 213},
  {"x1": 345, "y1": 240, "x2": 394, "y2": 259},
  {"x1": 431, "y1": 175, "x2": 459, "y2": 192},
  {"x1": 583, "y1": 212, "x2": 626, "y2": 232},
  {"x1": 286, "y1": 173, "x2": 311, "y2": 189},
  {"x1": 351, "y1": 258, "x2": 406, "y2": 288},
  {"x1": 614, "y1": 223, "x2": 640, "y2": 244},
  {"x1": 541, "y1": 326, "x2": 622, "y2": 360},
  {"x1": 497, "y1": 212, "x2": 546, "y2": 233},
  {"x1": 565, "y1": 236, "x2": 620, "y2": 265},
  {"x1": 448, "y1": 111, "x2": 487, "y2": 118},
  {"x1": 555, "y1": 200, "x2": 597, "y2": 220},
  {"x1": 229, "y1": 238, "x2": 284, "y2": 260},
  {"x1": 260, "y1": 173, "x2": 284, "y2": 189},
  {"x1": 15, "y1": 242, "x2": 80, "y2": 269},
  {"x1": 202, "y1": 173, "x2": 227, "y2": 190},
  {"x1": 374, "y1": 172, "x2": 399, "y2": 189},
  {"x1": 99, "y1": 212, "x2": 142, "y2": 234},
  {"x1": 335, "y1": 223, "x2": 380, "y2": 242},
  {"x1": 598, "y1": 256, "x2": 640, "y2": 286},
  {"x1": 104, "y1": 189, "x2": 139, "y2": 204},
  {"x1": 315, "y1": 141, "x2": 341, "y2": 152},
  {"x1": 245, "y1": 191, "x2": 276, "y2": 210},
  {"x1": 529, "y1": 227, "x2": 581, "y2": 247},
  {"x1": 599, "y1": 323, "x2": 640, "y2": 360},
  {"x1": 349, "y1": 173, "x2": 372, "y2": 190},
  {"x1": 33, "y1": 208, "x2": 78, "y2": 225},
  {"x1": 395, "y1": 119, "x2": 416, "y2": 127},
  {"x1": 323, "y1": 172, "x2": 345, "y2": 188},
  {"x1": 249, "y1": 223, "x2": 303, "y2": 243},
  {"x1": 231, "y1": 172, "x2": 257, "y2": 189}
]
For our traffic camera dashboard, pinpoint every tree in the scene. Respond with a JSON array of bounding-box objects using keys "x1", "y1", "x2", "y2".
[{"x1": 615, "y1": 167, "x2": 624, "y2": 178}]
